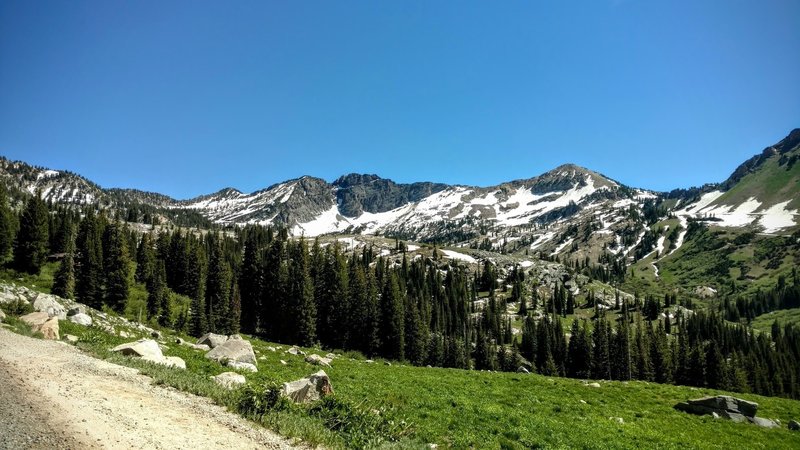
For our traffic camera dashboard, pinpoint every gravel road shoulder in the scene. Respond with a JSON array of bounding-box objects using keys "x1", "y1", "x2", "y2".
[{"x1": 0, "y1": 327, "x2": 297, "y2": 449}]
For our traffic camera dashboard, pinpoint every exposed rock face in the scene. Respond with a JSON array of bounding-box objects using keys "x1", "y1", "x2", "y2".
[
  {"x1": 19, "y1": 312, "x2": 59, "y2": 340},
  {"x1": 675, "y1": 396, "x2": 777, "y2": 428},
  {"x1": 112, "y1": 339, "x2": 164, "y2": 360},
  {"x1": 205, "y1": 339, "x2": 257, "y2": 366},
  {"x1": 68, "y1": 313, "x2": 92, "y2": 327},
  {"x1": 213, "y1": 372, "x2": 246, "y2": 389},
  {"x1": 281, "y1": 370, "x2": 333, "y2": 404},
  {"x1": 196, "y1": 333, "x2": 228, "y2": 349},
  {"x1": 305, "y1": 354, "x2": 332, "y2": 367}
]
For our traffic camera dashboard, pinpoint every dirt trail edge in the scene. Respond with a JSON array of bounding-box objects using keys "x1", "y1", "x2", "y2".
[{"x1": 0, "y1": 327, "x2": 297, "y2": 449}]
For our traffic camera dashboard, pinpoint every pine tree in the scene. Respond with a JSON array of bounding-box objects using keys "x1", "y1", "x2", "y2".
[
  {"x1": 147, "y1": 260, "x2": 167, "y2": 322},
  {"x1": 76, "y1": 212, "x2": 104, "y2": 308},
  {"x1": 381, "y1": 271, "x2": 405, "y2": 361},
  {"x1": 189, "y1": 294, "x2": 207, "y2": 337},
  {"x1": 0, "y1": 184, "x2": 15, "y2": 262},
  {"x1": 103, "y1": 221, "x2": 130, "y2": 313},
  {"x1": 288, "y1": 239, "x2": 316, "y2": 345},
  {"x1": 592, "y1": 316, "x2": 611, "y2": 379},
  {"x1": 228, "y1": 281, "x2": 242, "y2": 335},
  {"x1": 135, "y1": 233, "x2": 156, "y2": 284},
  {"x1": 13, "y1": 194, "x2": 49, "y2": 274},
  {"x1": 205, "y1": 240, "x2": 231, "y2": 334},
  {"x1": 239, "y1": 234, "x2": 261, "y2": 334},
  {"x1": 51, "y1": 223, "x2": 76, "y2": 299}
]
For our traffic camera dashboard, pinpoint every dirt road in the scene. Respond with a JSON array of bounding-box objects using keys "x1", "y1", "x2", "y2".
[{"x1": 0, "y1": 327, "x2": 296, "y2": 449}]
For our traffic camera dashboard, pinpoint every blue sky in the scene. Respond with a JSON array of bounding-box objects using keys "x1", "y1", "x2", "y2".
[{"x1": 1, "y1": 1, "x2": 798, "y2": 199}]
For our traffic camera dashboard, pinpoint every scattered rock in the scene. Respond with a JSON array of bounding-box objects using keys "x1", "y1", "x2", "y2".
[
  {"x1": 610, "y1": 417, "x2": 624, "y2": 424},
  {"x1": 190, "y1": 344, "x2": 211, "y2": 351},
  {"x1": 587, "y1": 382, "x2": 601, "y2": 388},
  {"x1": 63, "y1": 334, "x2": 79, "y2": 344},
  {"x1": 788, "y1": 420, "x2": 800, "y2": 431},
  {"x1": 20, "y1": 312, "x2": 60, "y2": 339},
  {"x1": 175, "y1": 337, "x2": 184, "y2": 345},
  {"x1": 206, "y1": 339, "x2": 257, "y2": 366},
  {"x1": 325, "y1": 353, "x2": 336, "y2": 360},
  {"x1": 212, "y1": 372, "x2": 246, "y2": 389},
  {"x1": 32, "y1": 294, "x2": 67, "y2": 320},
  {"x1": 385, "y1": 361, "x2": 392, "y2": 366},
  {"x1": 68, "y1": 313, "x2": 92, "y2": 327},
  {"x1": 151, "y1": 331, "x2": 162, "y2": 339},
  {"x1": 364, "y1": 359, "x2": 374, "y2": 364},
  {"x1": 112, "y1": 339, "x2": 164, "y2": 360},
  {"x1": 748, "y1": 417, "x2": 779, "y2": 428},
  {"x1": 196, "y1": 332, "x2": 228, "y2": 349},
  {"x1": 286, "y1": 346, "x2": 305, "y2": 356},
  {"x1": 282, "y1": 370, "x2": 334, "y2": 404},
  {"x1": 226, "y1": 361, "x2": 258, "y2": 373},
  {"x1": 67, "y1": 306, "x2": 86, "y2": 316},
  {"x1": 305, "y1": 354, "x2": 332, "y2": 367},
  {"x1": 39, "y1": 317, "x2": 60, "y2": 340},
  {"x1": 517, "y1": 366, "x2": 529, "y2": 374},
  {"x1": 579, "y1": 400, "x2": 587, "y2": 404},
  {"x1": 143, "y1": 355, "x2": 186, "y2": 370},
  {"x1": 280, "y1": 360, "x2": 287, "y2": 365},
  {"x1": 0, "y1": 309, "x2": 5, "y2": 322},
  {"x1": 267, "y1": 346, "x2": 277, "y2": 352},
  {"x1": 118, "y1": 330, "x2": 131, "y2": 339}
]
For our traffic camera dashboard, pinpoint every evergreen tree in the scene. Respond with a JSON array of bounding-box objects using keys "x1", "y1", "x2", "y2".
[
  {"x1": 189, "y1": 294, "x2": 208, "y2": 337},
  {"x1": 228, "y1": 281, "x2": 242, "y2": 335},
  {"x1": 51, "y1": 223, "x2": 76, "y2": 299},
  {"x1": 13, "y1": 194, "x2": 49, "y2": 274},
  {"x1": 76, "y1": 212, "x2": 104, "y2": 308},
  {"x1": 135, "y1": 233, "x2": 156, "y2": 284},
  {"x1": 147, "y1": 260, "x2": 167, "y2": 322},
  {"x1": 0, "y1": 184, "x2": 14, "y2": 261},
  {"x1": 239, "y1": 234, "x2": 262, "y2": 334},
  {"x1": 288, "y1": 239, "x2": 316, "y2": 345},
  {"x1": 381, "y1": 271, "x2": 405, "y2": 360},
  {"x1": 205, "y1": 240, "x2": 231, "y2": 334},
  {"x1": 592, "y1": 316, "x2": 611, "y2": 379},
  {"x1": 102, "y1": 221, "x2": 130, "y2": 313}
]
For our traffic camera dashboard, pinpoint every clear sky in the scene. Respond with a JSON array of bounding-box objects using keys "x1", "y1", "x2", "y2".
[{"x1": 1, "y1": 1, "x2": 798, "y2": 199}]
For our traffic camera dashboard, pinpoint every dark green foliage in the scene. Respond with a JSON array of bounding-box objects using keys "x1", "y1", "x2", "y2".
[
  {"x1": 76, "y1": 211, "x2": 104, "y2": 308},
  {"x1": 205, "y1": 238, "x2": 231, "y2": 334},
  {"x1": 102, "y1": 221, "x2": 130, "y2": 313},
  {"x1": 309, "y1": 396, "x2": 412, "y2": 448},
  {"x1": 51, "y1": 224, "x2": 76, "y2": 299},
  {"x1": 13, "y1": 194, "x2": 49, "y2": 274},
  {"x1": 0, "y1": 183, "x2": 16, "y2": 261}
]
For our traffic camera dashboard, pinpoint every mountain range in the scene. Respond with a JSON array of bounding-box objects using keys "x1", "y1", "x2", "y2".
[{"x1": 2, "y1": 128, "x2": 798, "y2": 263}]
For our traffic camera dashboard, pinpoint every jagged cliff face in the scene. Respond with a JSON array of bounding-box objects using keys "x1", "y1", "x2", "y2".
[{"x1": 1, "y1": 128, "x2": 798, "y2": 259}]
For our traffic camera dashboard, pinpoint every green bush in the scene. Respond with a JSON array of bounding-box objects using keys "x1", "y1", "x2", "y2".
[
  {"x1": 309, "y1": 396, "x2": 412, "y2": 448},
  {"x1": 236, "y1": 381, "x2": 293, "y2": 418},
  {"x1": 0, "y1": 299, "x2": 33, "y2": 316}
]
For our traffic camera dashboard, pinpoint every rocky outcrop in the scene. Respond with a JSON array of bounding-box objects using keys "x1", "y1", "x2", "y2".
[
  {"x1": 213, "y1": 372, "x2": 246, "y2": 389},
  {"x1": 205, "y1": 339, "x2": 257, "y2": 366},
  {"x1": 281, "y1": 370, "x2": 333, "y2": 404},
  {"x1": 196, "y1": 333, "x2": 228, "y2": 349},
  {"x1": 68, "y1": 313, "x2": 92, "y2": 327},
  {"x1": 674, "y1": 396, "x2": 778, "y2": 428}
]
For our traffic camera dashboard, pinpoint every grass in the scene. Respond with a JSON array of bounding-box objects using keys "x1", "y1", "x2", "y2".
[
  {"x1": 751, "y1": 308, "x2": 800, "y2": 333},
  {"x1": 42, "y1": 317, "x2": 800, "y2": 449}
]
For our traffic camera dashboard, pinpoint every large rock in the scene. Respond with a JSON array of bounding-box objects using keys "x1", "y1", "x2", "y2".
[
  {"x1": 305, "y1": 354, "x2": 332, "y2": 367},
  {"x1": 205, "y1": 338, "x2": 257, "y2": 366},
  {"x1": 196, "y1": 333, "x2": 228, "y2": 349},
  {"x1": 67, "y1": 306, "x2": 86, "y2": 317},
  {"x1": 142, "y1": 355, "x2": 186, "y2": 370},
  {"x1": 68, "y1": 313, "x2": 92, "y2": 327},
  {"x1": 32, "y1": 294, "x2": 67, "y2": 320},
  {"x1": 748, "y1": 417, "x2": 779, "y2": 429},
  {"x1": 39, "y1": 317, "x2": 60, "y2": 340},
  {"x1": 282, "y1": 370, "x2": 334, "y2": 404},
  {"x1": 112, "y1": 339, "x2": 164, "y2": 360},
  {"x1": 213, "y1": 372, "x2": 246, "y2": 389},
  {"x1": 677, "y1": 396, "x2": 758, "y2": 417},
  {"x1": 19, "y1": 312, "x2": 59, "y2": 339},
  {"x1": 227, "y1": 361, "x2": 258, "y2": 372},
  {"x1": 190, "y1": 344, "x2": 211, "y2": 351}
]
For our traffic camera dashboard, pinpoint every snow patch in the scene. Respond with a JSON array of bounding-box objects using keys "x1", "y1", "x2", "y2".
[
  {"x1": 441, "y1": 250, "x2": 477, "y2": 263},
  {"x1": 758, "y1": 200, "x2": 798, "y2": 233}
]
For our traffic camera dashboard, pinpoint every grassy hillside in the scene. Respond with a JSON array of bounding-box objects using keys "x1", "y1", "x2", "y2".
[{"x1": 715, "y1": 150, "x2": 800, "y2": 212}]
